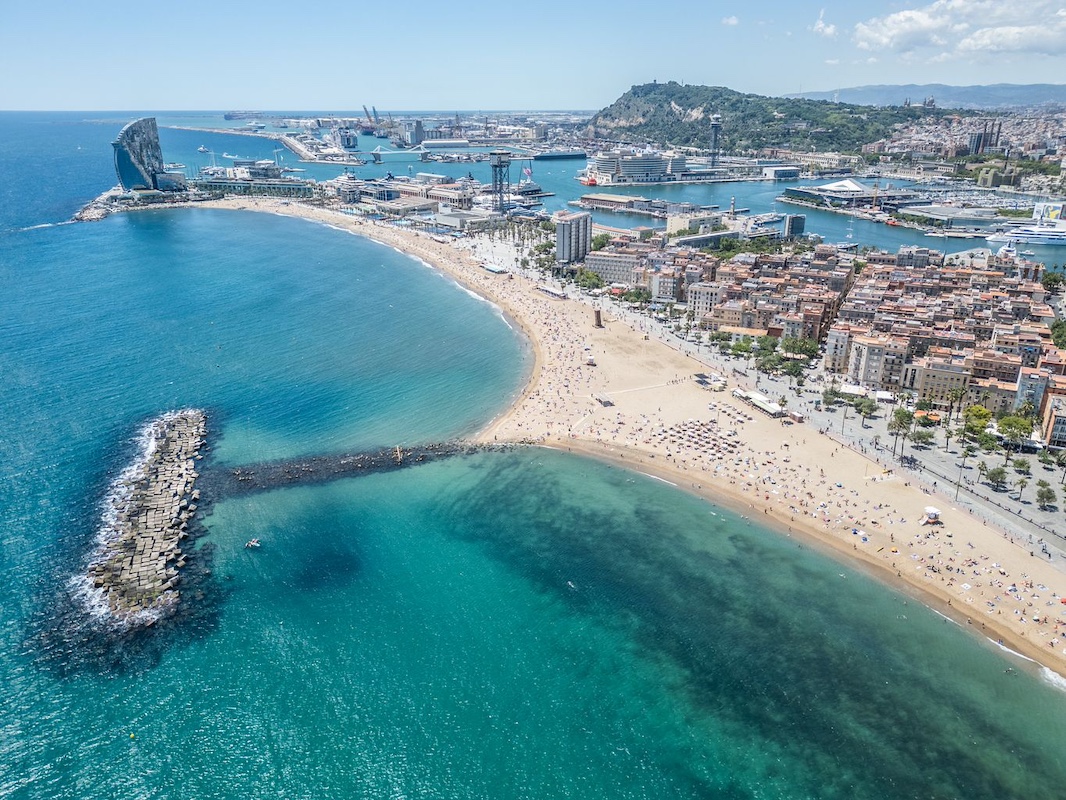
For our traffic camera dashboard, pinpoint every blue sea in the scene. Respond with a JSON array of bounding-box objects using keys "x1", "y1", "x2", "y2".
[{"x1": 3, "y1": 111, "x2": 1066, "y2": 798}]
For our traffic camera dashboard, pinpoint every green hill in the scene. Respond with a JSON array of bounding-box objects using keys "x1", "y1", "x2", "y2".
[{"x1": 591, "y1": 82, "x2": 949, "y2": 153}]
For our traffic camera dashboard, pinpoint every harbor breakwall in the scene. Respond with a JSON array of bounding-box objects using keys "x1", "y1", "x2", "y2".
[
  {"x1": 76, "y1": 412, "x2": 503, "y2": 630},
  {"x1": 197, "y1": 441, "x2": 493, "y2": 500},
  {"x1": 78, "y1": 410, "x2": 206, "y2": 627}
]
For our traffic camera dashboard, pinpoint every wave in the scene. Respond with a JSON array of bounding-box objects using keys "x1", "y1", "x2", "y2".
[
  {"x1": 642, "y1": 472, "x2": 677, "y2": 487},
  {"x1": 987, "y1": 636, "x2": 1039, "y2": 664},
  {"x1": 1040, "y1": 666, "x2": 1066, "y2": 694}
]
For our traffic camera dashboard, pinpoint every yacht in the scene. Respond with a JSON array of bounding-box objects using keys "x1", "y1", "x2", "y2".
[
  {"x1": 987, "y1": 223, "x2": 1066, "y2": 246},
  {"x1": 515, "y1": 177, "x2": 543, "y2": 195},
  {"x1": 197, "y1": 145, "x2": 209, "y2": 153}
]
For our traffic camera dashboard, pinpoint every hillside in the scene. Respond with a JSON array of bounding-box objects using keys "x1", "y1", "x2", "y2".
[
  {"x1": 788, "y1": 83, "x2": 1066, "y2": 110},
  {"x1": 590, "y1": 82, "x2": 941, "y2": 154}
]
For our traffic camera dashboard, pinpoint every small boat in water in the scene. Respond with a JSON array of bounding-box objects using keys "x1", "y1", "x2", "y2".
[
  {"x1": 197, "y1": 145, "x2": 209, "y2": 153},
  {"x1": 245, "y1": 538, "x2": 261, "y2": 548}
]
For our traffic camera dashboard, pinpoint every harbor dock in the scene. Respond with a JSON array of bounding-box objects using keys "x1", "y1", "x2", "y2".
[{"x1": 83, "y1": 409, "x2": 207, "y2": 627}]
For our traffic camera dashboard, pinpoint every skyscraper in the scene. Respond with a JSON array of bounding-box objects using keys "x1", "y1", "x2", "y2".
[
  {"x1": 554, "y1": 211, "x2": 592, "y2": 264},
  {"x1": 112, "y1": 118, "x2": 172, "y2": 191}
]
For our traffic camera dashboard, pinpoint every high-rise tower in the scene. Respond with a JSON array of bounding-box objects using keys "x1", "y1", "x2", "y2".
[{"x1": 112, "y1": 118, "x2": 166, "y2": 191}]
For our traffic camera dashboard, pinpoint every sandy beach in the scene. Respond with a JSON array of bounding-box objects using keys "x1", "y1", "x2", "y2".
[{"x1": 175, "y1": 196, "x2": 1066, "y2": 682}]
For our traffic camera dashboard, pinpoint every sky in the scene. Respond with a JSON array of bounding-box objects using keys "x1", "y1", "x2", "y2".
[{"x1": 2, "y1": 0, "x2": 1064, "y2": 111}]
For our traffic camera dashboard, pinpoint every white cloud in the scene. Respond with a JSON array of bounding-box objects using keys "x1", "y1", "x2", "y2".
[
  {"x1": 825, "y1": 59, "x2": 840, "y2": 65},
  {"x1": 811, "y1": 9, "x2": 837, "y2": 38},
  {"x1": 721, "y1": 15, "x2": 739, "y2": 26},
  {"x1": 854, "y1": 0, "x2": 1066, "y2": 59}
]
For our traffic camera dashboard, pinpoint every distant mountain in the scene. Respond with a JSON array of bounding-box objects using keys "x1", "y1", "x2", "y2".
[
  {"x1": 590, "y1": 81, "x2": 942, "y2": 153},
  {"x1": 787, "y1": 84, "x2": 1066, "y2": 110}
]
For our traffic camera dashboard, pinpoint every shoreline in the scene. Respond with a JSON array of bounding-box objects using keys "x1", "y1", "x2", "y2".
[{"x1": 95, "y1": 196, "x2": 1066, "y2": 683}]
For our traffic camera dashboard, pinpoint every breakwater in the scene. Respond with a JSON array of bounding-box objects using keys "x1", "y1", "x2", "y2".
[
  {"x1": 77, "y1": 410, "x2": 207, "y2": 627},
  {"x1": 197, "y1": 441, "x2": 493, "y2": 500},
  {"x1": 74, "y1": 424, "x2": 495, "y2": 630}
]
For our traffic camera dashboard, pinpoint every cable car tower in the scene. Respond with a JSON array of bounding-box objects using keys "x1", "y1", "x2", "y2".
[{"x1": 489, "y1": 150, "x2": 511, "y2": 213}]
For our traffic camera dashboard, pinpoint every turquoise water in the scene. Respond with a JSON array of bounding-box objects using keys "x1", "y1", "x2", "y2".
[{"x1": 4, "y1": 112, "x2": 1066, "y2": 798}]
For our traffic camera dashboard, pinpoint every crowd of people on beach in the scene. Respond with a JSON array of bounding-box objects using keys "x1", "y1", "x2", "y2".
[{"x1": 217, "y1": 197, "x2": 1066, "y2": 669}]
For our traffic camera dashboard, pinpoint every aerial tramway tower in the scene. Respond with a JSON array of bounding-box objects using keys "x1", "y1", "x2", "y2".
[
  {"x1": 710, "y1": 114, "x2": 722, "y2": 168},
  {"x1": 489, "y1": 150, "x2": 511, "y2": 213}
]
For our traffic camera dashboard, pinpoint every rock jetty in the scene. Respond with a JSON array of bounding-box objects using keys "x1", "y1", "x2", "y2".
[
  {"x1": 82, "y1": 409, "x2": 206, "y2": 627},
  {"x1": 197, "y1": 441, "x2": 494, "y2": 499}
]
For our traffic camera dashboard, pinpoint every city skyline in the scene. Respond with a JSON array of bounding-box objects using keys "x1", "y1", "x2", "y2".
[{"x1": 3, "y1": 0, "x2": 1066, "y2": 110}]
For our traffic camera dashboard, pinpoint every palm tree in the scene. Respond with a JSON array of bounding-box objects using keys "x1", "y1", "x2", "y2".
[
  {"x1": 946, "y1": 387, "x2": 967, "y2": 424},
  {"x1": 1016, "y1": 477, "x2": 1029, "y2": 502},
  {"x1": 977, "y1": 460, "x2": 988, "y2": 485},
  {"x1": 898, "y1": 427, "x2": 911, "y2": 457}
]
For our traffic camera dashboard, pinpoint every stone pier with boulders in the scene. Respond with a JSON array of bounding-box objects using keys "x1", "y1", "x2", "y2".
[
  {"x1": 84, "y1": 409, "x2": 206, "y2": 627},
  {"x1": 77, "y1": 410, "x2": 511, "y2": 630}
]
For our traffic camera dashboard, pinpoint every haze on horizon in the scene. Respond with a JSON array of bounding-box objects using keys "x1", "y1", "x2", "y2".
[{"x1": 3, "y1": 0, "x2": 1066, "y2": 111}]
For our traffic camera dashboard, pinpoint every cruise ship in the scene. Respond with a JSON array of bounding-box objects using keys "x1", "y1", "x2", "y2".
[{"x1": 986, "y1": 223, "x2": 1066, "y2": 246}]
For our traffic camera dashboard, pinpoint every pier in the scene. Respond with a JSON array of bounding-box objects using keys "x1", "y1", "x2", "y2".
[{"x1": 82, "y1": 410, "x2": 206, "y2": 627}]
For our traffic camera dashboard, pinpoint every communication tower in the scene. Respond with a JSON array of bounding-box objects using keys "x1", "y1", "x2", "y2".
[{"x1": 489, "y1": 150, "x2": 511, "y2": 213}]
